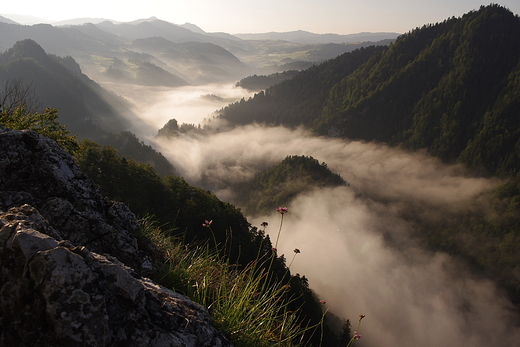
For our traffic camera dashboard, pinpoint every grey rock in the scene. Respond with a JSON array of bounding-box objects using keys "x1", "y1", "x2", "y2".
[
  {"x1": 0, "y1": 126, "x2": 147, "y2": 273},
  {"x1": 0, "y1": 211, "x2": 232, "y2": 346}
]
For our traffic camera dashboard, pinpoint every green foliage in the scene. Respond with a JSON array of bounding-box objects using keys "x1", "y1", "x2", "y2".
[
  {"x1": 217, "y1": 45, "x2": 386, "y2": 127},
  {"x1": 234, "y1": 155, "x2": 347, "y2": 216},
  {"x1": 101, "y1": 131, "x2": 178, "y2": 176},
  {"x1": 0, "y1": 106, "x2": 78, "y2": 153},
  {"x1": 138, "y1": 216, "x2": 323, "y2": 347}
]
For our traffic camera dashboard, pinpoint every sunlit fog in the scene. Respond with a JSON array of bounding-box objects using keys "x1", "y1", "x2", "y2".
[{"x1": 99, "y1": 82, "x2": 255, "y2": 137}]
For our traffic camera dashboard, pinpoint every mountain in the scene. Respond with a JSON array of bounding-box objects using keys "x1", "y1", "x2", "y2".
[
  {"x1": 129, "y1": 37, "x2": 248, "y2": 83},
  {"x1": 0, "y1": 39, "x2": 178, "y2": 176},
  {"x1": 235, "y1": 30, "x2": 400, "y2": 44},
  {"x1": 0, "y1": 13, "x2": 46, "y2": 25},
  {"x1": 53, "y1": 17, "x2": 118, "y2": 26},
  {"x1": 0, "y1": 16, "x2": 397, "y2": 83},
  {"x1": 231, "y1": 155, "x2": 347, "y2": 216},
  {"x1": 0, "y1": 15, "x2": 18, "y2": 24},
  {"x1": 217, "y1": 4, "x2": 520, "y2": 177},
  {"x1": 0, "y1": 39, "x2": 132, "y2": 138}
]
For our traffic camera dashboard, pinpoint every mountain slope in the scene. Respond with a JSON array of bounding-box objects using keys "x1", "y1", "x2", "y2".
[
  {"x1": 217, "y1": 5, "x2": 520, "y2": 176},
  {"x1": 0, "y1": 39, "x2": 178, "y2": 176},
  {"x1": 317, "y1": 5, "x2": 520, "y2": 169},
  {"x1": 0, "y1": 39, "x2": 132, "y2": 138},
  {"x1": 232, "y1": 155, "x2": 347, "y2": 216}
]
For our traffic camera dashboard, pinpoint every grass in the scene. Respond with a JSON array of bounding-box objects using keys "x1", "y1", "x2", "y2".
[{"x1": 137, "y1": 214, "x2": 318, "y2": 347}]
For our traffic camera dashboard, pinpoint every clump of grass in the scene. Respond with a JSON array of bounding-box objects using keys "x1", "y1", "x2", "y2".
[{"x1": 138, "y1": 213, "x2": 315, "y2": 347}]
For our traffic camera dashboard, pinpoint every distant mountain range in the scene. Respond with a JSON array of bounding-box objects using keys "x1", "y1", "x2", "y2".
[
  {"x1": 0, "y1": 13, "x2": 399, "y2": 43},
  {"x1": 235, "y1": 30, "x2": 400, "y2": 44},
  {"x1": 0, "y1": 14, "x2": 398, "y2": 82}
]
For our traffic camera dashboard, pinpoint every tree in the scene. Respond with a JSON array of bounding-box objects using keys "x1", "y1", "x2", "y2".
[{"x1": 0, "y1": 79, "x2": 78, "y2": 153}]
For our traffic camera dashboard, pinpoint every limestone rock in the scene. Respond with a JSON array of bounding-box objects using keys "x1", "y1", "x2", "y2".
[
  {"x1": 0, "y1": 126, "x2": 147, "y2": 273},
  {"x1": 0, "y1": 209, "x2": 231, "y2": 346}
]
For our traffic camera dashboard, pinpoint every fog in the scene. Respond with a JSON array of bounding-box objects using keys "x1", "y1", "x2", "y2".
[
  {"x1": 109, "y1": 83, "x2": 520, "y2": 347},
  {"x1": 99, "y1": 81, "x2": 255, "y2": 137}
]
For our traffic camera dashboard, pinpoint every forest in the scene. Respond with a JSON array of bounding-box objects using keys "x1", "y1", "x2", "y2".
[{"x1": 218, "y1": 5, "x2": 520, "y2": 177}]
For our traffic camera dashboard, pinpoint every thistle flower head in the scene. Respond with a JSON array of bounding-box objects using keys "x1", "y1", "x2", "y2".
[
  {"x1": 353, "y1": 331, "x2": 361, "y2": 340},
  {"x1": 358, "y1": 314, "x2": 365, "y2": 321},
  {"x1": 320, "y1": 300, "x2": 326, "y2": 305},
  {"x1": 276, "y1": 207, "x2": 288, "y2": 215}
]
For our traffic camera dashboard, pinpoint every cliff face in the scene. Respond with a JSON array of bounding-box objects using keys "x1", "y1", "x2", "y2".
[{"x1": 0, "y1": 127, "x2": 232, "y2": 346}]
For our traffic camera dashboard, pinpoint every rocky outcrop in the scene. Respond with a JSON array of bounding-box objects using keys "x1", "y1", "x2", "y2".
[
  {"x1": 0, "y1": 126, "x2": 149, "y2": 273},
  {"x1": 0, "y1": 127, "x2": 232, "y2": 346}
]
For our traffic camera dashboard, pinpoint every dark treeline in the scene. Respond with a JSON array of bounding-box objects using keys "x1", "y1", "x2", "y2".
[
  {"x1": 233, "y1": 155, "x2": 347, "y2": 216},
  {"x1": 235, "y1": 70, "x2": 302, "y2": 91}
]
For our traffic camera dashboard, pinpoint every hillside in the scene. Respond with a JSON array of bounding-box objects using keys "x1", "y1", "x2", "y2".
[
  {"x1": 217, "y1": 4, "x2": 520, "y2": 177},
  {"x1": 0, "y1": 39, "x2": 133, "y2": 138},
  {"x1": 232, "y1": 155, "x2": 347, "y2": 216},
  {"x1": 0, "y1": 39, "x2": 177, "y2": 176}
]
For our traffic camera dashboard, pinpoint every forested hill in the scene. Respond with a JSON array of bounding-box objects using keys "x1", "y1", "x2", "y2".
[
  {"x1": 232, "y1": 155, "x2": 347, "y2": 216},
  {"x1": 217, "y1": 5, "x2": 520, "y2": 177}
]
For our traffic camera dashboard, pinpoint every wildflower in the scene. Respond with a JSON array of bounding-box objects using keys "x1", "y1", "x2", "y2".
[
  {"x1": 353, "y1": 332, "x2": 361, "y2": 340},
  {"x1": 202, "y1": 220, "x2": 213, "y2": 227},
  {"x1": 293, "y1": 248, "x2": 300, "y2": 254},
  {"x1": 272, "y1": 247, "x2": 277, "y2": 252},
  {"x1": 358, "y1": 314, "x2": 365, "y2": 321},
  {"x1": 276, "y1": 207, "x2": 288, "y2": 215},
  {"x1": 320, "y1": 300, "x2": 326, "y2": 305}
]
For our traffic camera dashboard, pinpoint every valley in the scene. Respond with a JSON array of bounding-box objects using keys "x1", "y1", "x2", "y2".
[{"x1": 1, "y1": 4, "x2": 520, "y2": 346}]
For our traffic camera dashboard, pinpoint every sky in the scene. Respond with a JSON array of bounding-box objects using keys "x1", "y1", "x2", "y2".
[{"x1": 2, "y1": 0, "x2": 520, "y2": 35}]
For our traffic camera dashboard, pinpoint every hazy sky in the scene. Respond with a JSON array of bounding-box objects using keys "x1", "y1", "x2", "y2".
[{"x1": 3, "y1": 1, "x2": 520, "y2": 34}]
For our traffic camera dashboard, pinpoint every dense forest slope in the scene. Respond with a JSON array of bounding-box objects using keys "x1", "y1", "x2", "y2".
[
  {"x1": 233, "y1": 155, "x2": 347, "y2": 216},
  {"x1": 0, "y1": 39, "x2": 132, "y2": 138},
  {"x1": 218, "y1": 4, "x2": 520, "y2": 176}
]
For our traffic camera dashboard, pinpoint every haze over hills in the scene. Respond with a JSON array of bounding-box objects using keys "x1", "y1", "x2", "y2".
[
  {"x1": 235, "y1": 30, "x2": 400, "y2": 44},
  {"x1": 2, "y1": 4, "x2": 520, "y2": 346},
  {"x1": 0, "y1": 13, "x2": 398, "y2": 81}
]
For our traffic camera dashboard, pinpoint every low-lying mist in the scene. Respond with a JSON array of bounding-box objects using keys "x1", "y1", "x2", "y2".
[
  {"x1": 99, "y1": 81, "x2": 255, "y2": 137},
  {"x1": 151, "y1": 124, "x2": 519, "y2": 347},
  {"x1": 103, "y1": 81, "x2": 519, "y2": 346}
]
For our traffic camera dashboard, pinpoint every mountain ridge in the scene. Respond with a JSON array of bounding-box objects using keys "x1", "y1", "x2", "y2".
[{"x1": 217, "y1": 4, "x2": 520, "y2": 176}]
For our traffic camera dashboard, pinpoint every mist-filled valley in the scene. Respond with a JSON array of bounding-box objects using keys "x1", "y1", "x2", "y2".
[
  {"x1": 105, "y1": 77, "x2": 520, "y2": 346},
  {"x1": 98, "y1": 82, "x2": 256, "y2": 137},
  {"x1": 147, "y1": 122, "x2": 517, "y2": 347},
  {"x1": 1, "y1": 4, "x2": 520, "y2": 347}
]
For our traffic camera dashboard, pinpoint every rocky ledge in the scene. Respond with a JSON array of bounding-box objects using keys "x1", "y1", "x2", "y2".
[{"x1": 0, "y1": 127, "x2": 232, "y2": 346}]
